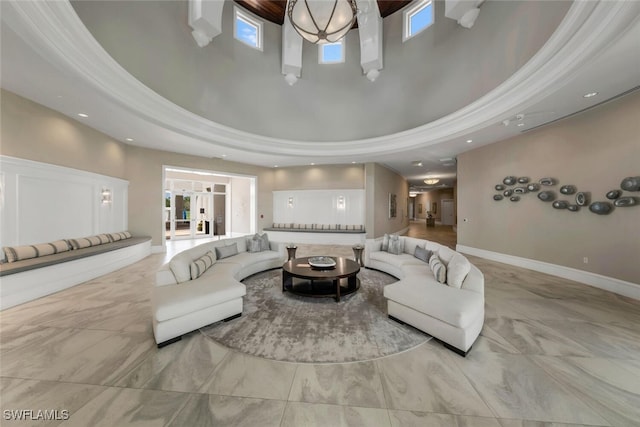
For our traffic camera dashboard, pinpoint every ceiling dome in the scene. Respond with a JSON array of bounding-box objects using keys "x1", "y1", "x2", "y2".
[{"x1": 70, "y1": 1, "x2": 569, "y2": 142}]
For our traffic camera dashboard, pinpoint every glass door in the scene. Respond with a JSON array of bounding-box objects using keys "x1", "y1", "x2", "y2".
[{"x1": 173, "y1": 192, "x2": 194, "y2": 238}]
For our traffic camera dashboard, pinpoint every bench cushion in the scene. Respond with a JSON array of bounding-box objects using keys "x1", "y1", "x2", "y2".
[{"x1": 384, "y1": 277, "x2": 484, "y2": 329}]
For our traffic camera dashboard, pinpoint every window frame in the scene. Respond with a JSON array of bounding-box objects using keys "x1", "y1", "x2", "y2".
[
  {"x1": 318, "y1": 40, "x2": 345, "y2": 65},
  {"x1": 403, "y1": 0, "x2": 434, "y2": 42},
  {"x1": 233, "y1": 6, "x2": 263, "y2": 51}
]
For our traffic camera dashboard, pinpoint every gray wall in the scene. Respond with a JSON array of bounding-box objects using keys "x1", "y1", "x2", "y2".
[
  {"x1": 457, "y1": 91, "x2": 640, "y2": 283},
  {"x1": 71, "y1": 0, "x2": 569, "y2": 142},
  {"x1": 365, "y1": 163, "x2": 410, "y2": 238}
]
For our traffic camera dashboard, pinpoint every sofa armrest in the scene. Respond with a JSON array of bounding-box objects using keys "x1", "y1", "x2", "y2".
[
  {"x1": 364, "y1": 238, "x2": 383, "y2": 267},
  {"x1": 156, "y1": 265, "x2": 178, "y2": 287},
  {"x1": 269, "y1": 241, "x2": 287, "y2": 261},
  {"x1": 461, "y1": 264, "x2": 484, "y2": 296}
]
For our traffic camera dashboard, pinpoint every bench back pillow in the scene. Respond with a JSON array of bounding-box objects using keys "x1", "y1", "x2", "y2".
[
  {"x1": 3, "y1": 240, "x2": 70, "y2": 263},
  {"x1": 387, "y1": 234, "x2": 404, "y2": 255},
  {"x1": 413, "y1": 246, "x2": 433, "y2": 263}
]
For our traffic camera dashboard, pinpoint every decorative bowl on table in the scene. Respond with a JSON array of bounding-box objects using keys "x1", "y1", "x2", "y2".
[{"x1": 308, "y1": 256, "x2": 336, "y2": 269}]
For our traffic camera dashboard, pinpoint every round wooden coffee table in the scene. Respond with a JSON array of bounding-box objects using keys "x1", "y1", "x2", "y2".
[{"x1": 282, "y1": 256, "x2": 360, "y2": 302}]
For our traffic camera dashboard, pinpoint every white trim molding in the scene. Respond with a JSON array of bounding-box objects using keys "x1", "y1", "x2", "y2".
[
  {"x1": 3, "y1": 0, "x2": 639, "y2": 158},
  {"x1": 457, "y1": 245, "x2": 640, "y2": 301}
]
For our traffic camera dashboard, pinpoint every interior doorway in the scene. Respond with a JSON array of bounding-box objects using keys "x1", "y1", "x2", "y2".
[
  {"x1": 441, "y1": 199, "x2": 455, "y2": 225},
  {"x1": 163, "y1": 167, "x2": 256, "y2": 244}
]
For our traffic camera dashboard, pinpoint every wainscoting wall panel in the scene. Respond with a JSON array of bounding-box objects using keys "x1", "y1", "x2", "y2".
[{"x1": 0, "y1": 155, "x2": 129, "y2": 247}]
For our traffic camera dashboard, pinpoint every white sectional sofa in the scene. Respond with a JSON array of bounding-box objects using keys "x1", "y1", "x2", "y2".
[
  {"x1": 153, "y1": 235, "x2": 286, "y2": 347},
  {"x1": 364, "y1": 236, "x2": 484, "y2": 356}
]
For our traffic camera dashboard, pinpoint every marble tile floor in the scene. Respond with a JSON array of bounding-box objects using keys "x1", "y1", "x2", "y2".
[{"x1": 1, "y1": 239, "x2": 639, "y2": 426}]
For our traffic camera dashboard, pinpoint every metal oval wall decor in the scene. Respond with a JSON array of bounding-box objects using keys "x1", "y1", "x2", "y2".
[
  {"x1": 620, "y1": 176, "x2": 640, "y2": 192},
  {"x1": 606, "y1": 190, "x2": 622, "y2": 200},
  {"x1": 589, "y1": 201, "x2": 613, "y2": 215},
  {"x1": 575, "y1": 192, "x2": 589, "y2": 206},
  {"x1": 503, "y1": 176, "x2": 517, "y2": 186},
  {"x1": 614, "y1": 196, "x2": 637, "y2": 207},
  {"x1": 552, "y1": 200, "x2": 569, "y2": 209},
  {"x1": 537, "y1": 191, "x2": 555, "y2": 202},
  {"x1": 492, "y1": 175, "x2": 639, "y2": 216}
]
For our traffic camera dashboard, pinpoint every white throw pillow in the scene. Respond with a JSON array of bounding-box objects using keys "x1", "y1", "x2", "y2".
[
  {"x1": 429, "y1": 255, "x2": 447, "y2": 284},
  {"x1": 190, "y1": 251, "x2": 215, "y2": 280},
  {"x1": 387, "y1": 234, "x2": 404, "y2": 255},
  {"x1": 381, "y1": 233, "x2": 390, "y2": 251},
  {"x1": 446, "y1": 253, "x2": 471, "y2": 289}
]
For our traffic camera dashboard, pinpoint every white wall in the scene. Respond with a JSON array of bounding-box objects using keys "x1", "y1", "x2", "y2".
[
  {"x1": 0, "y1": 156, "x2": 128, "y2": 247},
  {"x1": 273, "y1": 189, "x2": 365, "y2": 226}
]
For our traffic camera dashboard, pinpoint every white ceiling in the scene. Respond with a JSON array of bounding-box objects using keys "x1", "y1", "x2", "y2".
[{"x1": 1, "y1": 1, "x2": 639, "y2": 192}]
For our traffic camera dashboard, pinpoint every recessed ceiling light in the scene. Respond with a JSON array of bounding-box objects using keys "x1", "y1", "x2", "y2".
[
  {"x1": 466, "y1": 139, "x2": 473, "y2": 143},
  {"x1": 125, "y1": 138, "x2": 134, "y2": 142},
  {"x1": 77, "y1": 113, "x2": 88, "y2": 118},
  {"x1": 310, "y1": 163, "x2": 315, "y2": 166},
  {"x1": 351, "y1": 161, "x2": 357, "y2": 164},
  {"x1": 517, "y1": 123, "x2": 525, "y2": 127},
  {"x1": 411, "y1": 161, "x2": 423, "y2": 167},
  {"x1": 439, "y1": 157, "x2": 454, "y2": 162},
  {"x1": 583, "y1": 92, "x2": 598, "y2": 98},
  {"x1": 221, "y1": 154, "x2": 227, "y2": 158},
  {"x1": 274, "y1": 165, "x2": 278, "y2": 168}
]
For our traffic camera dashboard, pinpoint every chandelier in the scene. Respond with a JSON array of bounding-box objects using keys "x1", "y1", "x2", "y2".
[
  {"x1": 288, "y1": 0, "x2": 358, "y2": 44},
  {"x1": 423, "y1": 178, "x2": 440, "y2": 185}
]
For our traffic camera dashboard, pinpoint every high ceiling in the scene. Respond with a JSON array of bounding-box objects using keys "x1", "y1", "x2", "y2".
[
  {"x1": 235, "y1": 0, "x2": 410, "y2": 25},
  {"x1": 1, "y1": 1, "x2": 639, "y2": 193}
]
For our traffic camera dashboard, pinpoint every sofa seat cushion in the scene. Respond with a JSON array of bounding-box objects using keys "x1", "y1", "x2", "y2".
[
  {"x1": 370, "y1": 252, "x2": 424, "y2": 269},
  {"x1": 384, "y1": 278, "x2": 484, "y2": 329},
  {"x1": 154, "y1": 272, "x2": 246, "y2": 322},
  {"x1": 217, "y1": 250, "x2": 281, "y2": 271}
]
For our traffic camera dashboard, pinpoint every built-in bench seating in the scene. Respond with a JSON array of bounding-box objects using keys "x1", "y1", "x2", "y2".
[
  {"x1": 264, "y1": 223, "x2": 366, "y2": 245},
  {"x1": 0, "y1": 232, "x2": 151, "y2": 309}
]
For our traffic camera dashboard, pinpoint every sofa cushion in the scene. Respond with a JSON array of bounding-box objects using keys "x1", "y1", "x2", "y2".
[
  {"x1": 216, "y1": 243, "x2": 238, "y2": 260},
  {"x1": 387, "y1": 234, "x2": 404, "y2": 255},
  {"x1": 437, "y1": 246, "x2": 457, "y2": 265},
  {"x1": 429, "y1": 255, "x2": 447, "y2": 284},
  {"x1": 446, "y1": 253, "x2": 471, "y2": 289},
  {"x1": 384, "y1": 278, "x2": 484, "y2": 328},
  {"x1": 3, "y1": 240, "x2": 71, "y2": 263},
  {"x1": 370, "y1": 251, "x2": 423, "y2": 269},
  {"x1": 190, "y1": 251, "x2": 215, "y2": 280},
  {"x1": 169, "y1": 252, "x2": 194, "y2": 284},
  {"x1": 154, "y1": 274, "x2": 246, "y2": 322},
  {"x1": 414, "y1": 246, "x2": 433, "y2": 263}
]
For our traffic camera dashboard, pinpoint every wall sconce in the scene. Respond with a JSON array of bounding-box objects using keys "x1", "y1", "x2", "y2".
[
  {"x1": 101, "y1": 188, "x2": 112, "y2": 205},
  {"x1": 288, "y1": 197, "x2": 294, "y2": 208},
  {"x1": 337, "y1": 196, "x2": 345, "y2": 210},
  {"x1": 199, "y1": 208, "x2": 205, "y2": 214}
]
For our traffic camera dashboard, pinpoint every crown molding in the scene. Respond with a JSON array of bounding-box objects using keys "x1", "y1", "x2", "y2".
[{"x1": 3, "y1": 0, "x2": 639, "y2": 158}]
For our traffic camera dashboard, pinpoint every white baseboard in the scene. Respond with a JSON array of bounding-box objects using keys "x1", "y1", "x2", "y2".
[{"x1": 456, "y1": 245, "x2": 640, "y2": 301}]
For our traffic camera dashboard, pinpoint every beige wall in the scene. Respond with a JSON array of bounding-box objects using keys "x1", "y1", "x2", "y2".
[
  {"x1": 458, "y1": 91, "x2": 640, "y2": 283},
  {"x1": 365, "y1": 163, "x2": 410, "y2": 238},
  {"x1": 414, "y1": 189, "x2": 455, "y2": 221},
  {"x1": 273, "y1": 164, "x2": 364, "y2": 190},
  {"x1": 0, "y1": 90, "x2": 127, "y2": 178},
  {"x1": 125, "y1": 145, "x2": 273, "y2": 246}
]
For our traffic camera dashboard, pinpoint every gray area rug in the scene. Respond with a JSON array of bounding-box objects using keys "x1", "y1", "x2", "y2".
[{"x1": 200, "y1": 268, "x2": 431, "y2": 363}]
